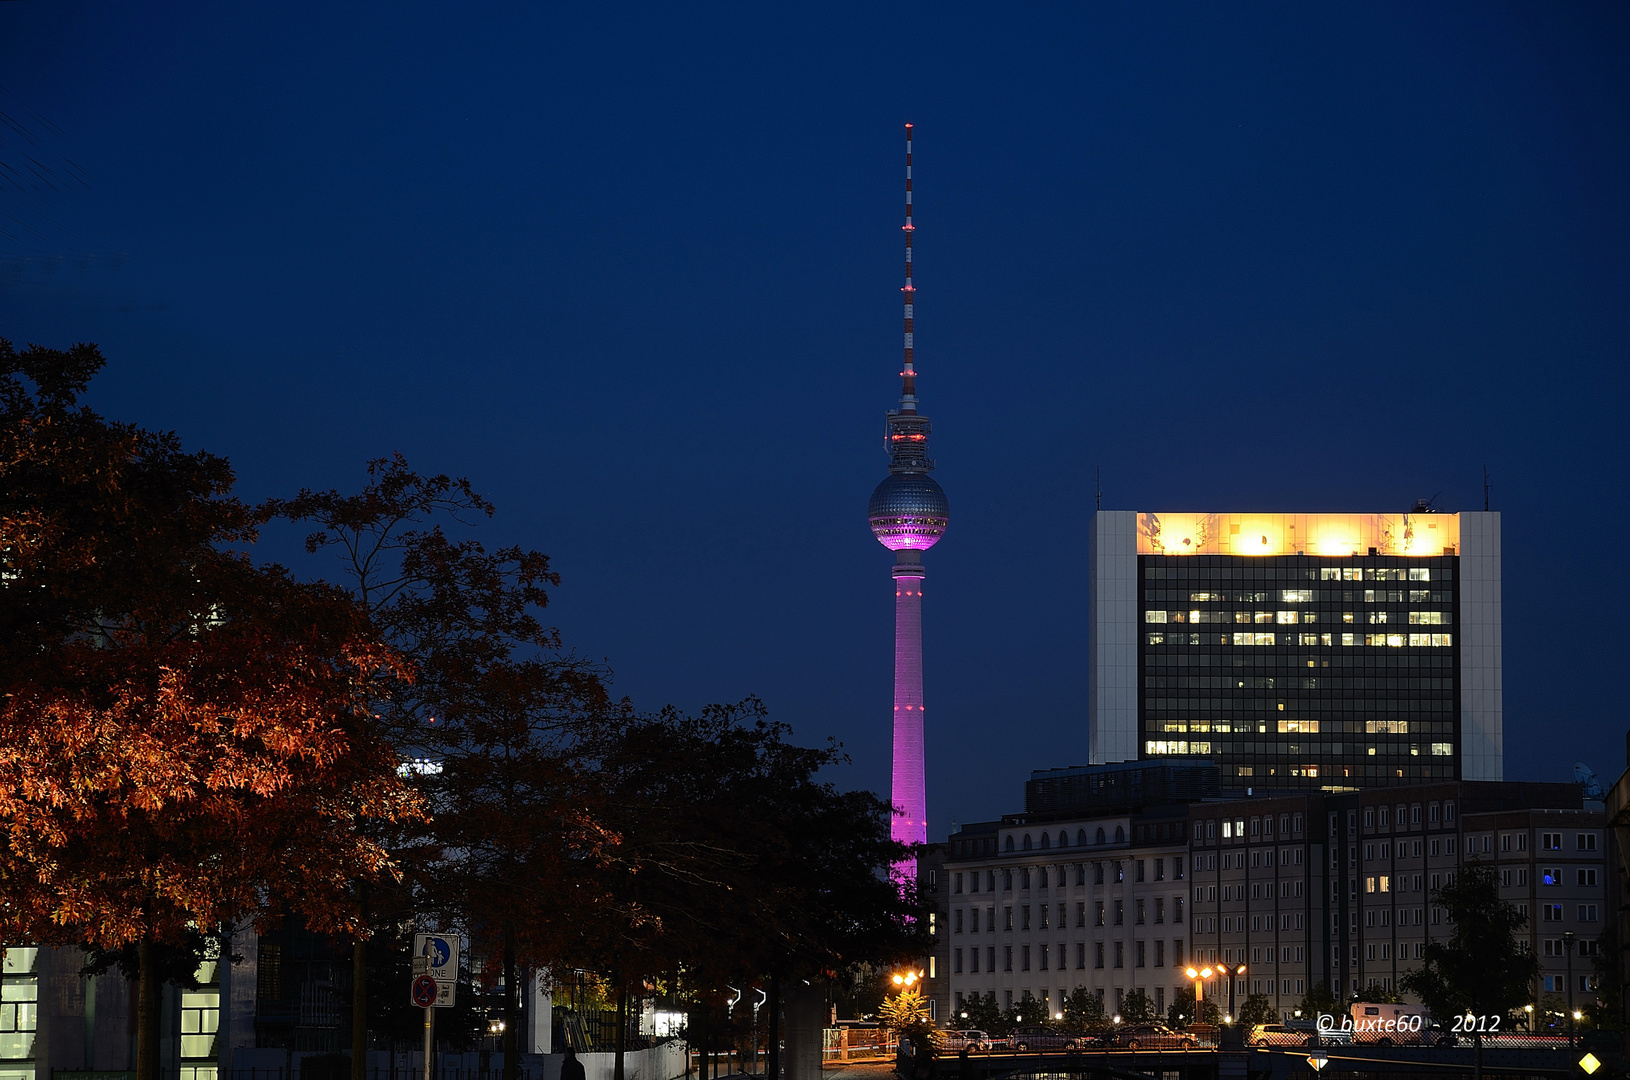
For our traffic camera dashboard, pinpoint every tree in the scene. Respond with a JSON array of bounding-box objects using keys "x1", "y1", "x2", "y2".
[
  {"x1": 1005, "y1": 990, "x2": 1047, "y2": 1028},
  {"x1": 1298, "y1": 981, "x2": 1340, "y2": 1023},
  {"x1": 582, "y1": 701, "x2": 924, "y2": 1080},
  {"x1": 880, "y1": 986, "x2": 940, "y2": 1058},
  {"x1": 1590, "y1": 926, "x2": 1621, "y2": 1031},
  {"x1": 1400, "y1": 861, "x2": 1539, "y2": 1080},
  {"x1": 1168, "y1": 987, "x2": 1220, "y2": 1028},
  {"x1": 1121, "y1": 988, "x2": 1156, "y2": 1024},
  {"x1": 1236, "y1": 994, "x2": 1277, "y2": 1027},
  {"x1": 962, "y1": 992, "x2": 1007, "y2": 1035},
  {"x1": 1060, "y1": 987, "x2": 1106, "y2": 1033},
  {"x1": 0, "y1": 341, "x2": 423, "y2": 1080}
]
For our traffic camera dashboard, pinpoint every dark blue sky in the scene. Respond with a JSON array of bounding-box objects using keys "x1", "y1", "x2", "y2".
[{"x1": 3, "y1": 2, "x2": 1626, "y2": 833}]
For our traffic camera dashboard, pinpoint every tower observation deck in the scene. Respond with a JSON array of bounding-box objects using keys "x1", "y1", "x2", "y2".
[{"x1": 867, "y1": 124, "x2": 948, "y2": 880}]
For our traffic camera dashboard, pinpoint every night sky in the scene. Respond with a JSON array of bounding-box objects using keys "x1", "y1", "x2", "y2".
[{"x1": 3, "y1": 3, "x2": 1627, "y2": 836}]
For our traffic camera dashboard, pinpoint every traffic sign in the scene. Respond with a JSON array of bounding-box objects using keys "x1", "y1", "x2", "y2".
[
  {"x1": 411, "y1": 975, "x2": 438, "y2": 1008},
  {"x1": 1580, "y1": 1053, "x2": 1602, "y2": 1075},
  {"x1": 413, "y1": 932, "x2": 459, "y2": 1007},
  {"x1": 1306, "y1": 1051, "x2": 1329, "y2": 1072}
]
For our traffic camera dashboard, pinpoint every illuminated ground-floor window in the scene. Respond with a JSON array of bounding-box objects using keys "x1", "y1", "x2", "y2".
[
  {"x1": 0, "y1": 947, "x2": 37, "y2": 1080},
  {"x1": 180, "y1": 945, "x2": 222, "y2": 1080}
]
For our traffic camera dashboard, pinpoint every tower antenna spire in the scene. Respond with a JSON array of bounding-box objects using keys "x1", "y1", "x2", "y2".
[{"x1": 901, "y1": 122, "x2": 916, "y2": 413}]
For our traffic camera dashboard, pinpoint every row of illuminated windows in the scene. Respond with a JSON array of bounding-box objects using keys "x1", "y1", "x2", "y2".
[
  {"x1": 1145, "y1": 651, "x2": 1455, "y2": 668},
  {"x1": 1323, "y1": 568, "x2": 1436, "y2": 581},
  {"x1": 0, "y1": 949, "x2": 37, "y2": 1066},
  {"x1": 1160, "y1": 592, "x2": 1453, "y2": 609},
  {"x1": 1154, "y1": 721, "x2": 1451, "y2": 735},
  {"x1": 1148, "y1": 609, "x2": 1455, "y2": 628},
  {"x1": 1149, "y1": 740, "x2": 1453, "y2": 759},
  {"x1": 953, "y1": 938, "x2": 1190, "y2": 975},
  {"x1": 1147, "y1": 610, "x2": 1452, "y2": 626},
  {"x1": 1146, "y1": 631, "x2": 1453, "y2": 648},
  {"x1": 1142, "y1": 566, "x2": 1448, "y2": 582}
]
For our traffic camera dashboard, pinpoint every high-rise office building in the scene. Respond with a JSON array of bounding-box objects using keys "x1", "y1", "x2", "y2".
[
  {"x1": 1088, "y1": 511, "x2": 1502, "y2": 789},
  {"x1": 868, "y1": 125, "x2": 948, "y2": 872}
]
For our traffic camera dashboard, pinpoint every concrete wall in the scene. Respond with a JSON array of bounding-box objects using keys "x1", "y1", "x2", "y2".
[
  {"x1": 1458, "y1": 511, "x2": 1503, "y2": 781},
  {"x1": 1088, "y1": 510, "x2": 1139, "y2": 765}
]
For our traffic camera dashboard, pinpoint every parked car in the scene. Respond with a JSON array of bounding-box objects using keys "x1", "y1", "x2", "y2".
[
  {"x1": 941, "y1": 1030, "x2": 992, "y2": 1052},
  {"x1": 1068, "y1": 1032, "x2": 1112, "y2": 1050},
  {"x1": 1006, "y1": 1026, "x2": 1077, "y2": 1052},
  {"x1": 1184, "y1": 1023, "x2": 1220, "y2": 1047},
  {"x1": 1249, "y1": 1024, "x2": 1310, "y2": 1047},
  {"x1": 1116, "y1": 1024, "x2": 1199, "y2": 1050}
]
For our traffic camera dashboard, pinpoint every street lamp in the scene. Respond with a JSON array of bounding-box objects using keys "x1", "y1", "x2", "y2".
[
  {"x1": 1215, "y1": 964, "x2": 1246, "y2": 1026},
  {"x1": 1523, "y1": 1004, "x2": 1533, "y2": 1032},
  {"x1": 891, "y1": 970, "x2": 921, "y2": 988},
  {"x1": 1184, "y1": 966, "x2": 1215, "y2": 1022},
  {"x1": 1563, "y1": 931, "x2": 1577, "y2": 1049}
]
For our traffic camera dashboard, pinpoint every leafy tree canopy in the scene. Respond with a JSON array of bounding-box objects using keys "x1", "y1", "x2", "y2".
[
  {"x1": 1399, "y1": 861, "x2": 1539, "y2": 1029},
  {"x1": 1236, "y1": 993, "x2": 1277, "y2": 1026},
  {"x1": 1121, "y1": 988, "x2": 1157, "y2": 1024}
]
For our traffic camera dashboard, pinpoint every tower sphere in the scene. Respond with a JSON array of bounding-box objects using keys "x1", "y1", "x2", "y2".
[{"x1": 868, "y1": 472, "x2": 949, "y2": 551}]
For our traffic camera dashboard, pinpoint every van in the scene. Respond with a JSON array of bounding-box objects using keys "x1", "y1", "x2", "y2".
[{"x1": 1348, "y1": 1003, "x2": 1434, "y2": 1045}]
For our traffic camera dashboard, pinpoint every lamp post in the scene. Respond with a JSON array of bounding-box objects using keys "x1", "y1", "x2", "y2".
[
  {"x1": 1214, "y1": 964, "x2": 1246, "y2": 1024},
  {"x1": 1564, "y1": 931, "x2": 1577, "y2": 1049},
  {"x1": 1184, "y1": 966, "x2": 1215, "y2": 1023}
]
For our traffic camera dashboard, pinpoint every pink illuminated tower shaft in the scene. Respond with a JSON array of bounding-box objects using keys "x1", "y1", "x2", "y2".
[
  {"x1": 891, "y1": 560, "x2": 927, "y2": 854},
  {"x1": 867, "y1": 124, "x2": 947, "y2": 884}
]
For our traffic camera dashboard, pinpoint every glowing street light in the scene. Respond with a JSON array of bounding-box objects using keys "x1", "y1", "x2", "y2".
[
  {"x1": 1184, "y1": 966, "x2": 1215, "y2": 1017},
  {"x1": 891, "y1": 969, "x2": 921, "y2": 988},
  {"x1": 1214, "y1": 963, "x2": 1246, "y2": 1024}
]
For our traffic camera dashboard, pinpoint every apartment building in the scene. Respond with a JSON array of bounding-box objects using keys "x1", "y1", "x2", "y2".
[
  {"x1": 1183, "y1": 793, "x2": 1323, "y2": 1011},
  {"x1": 934, "y1": 761, "x2": 1220, "y2": 1021},
  {"x1": 928, "y1": 770, "x2": 1605, "y2": 1027},
  {"x1": 1183, "y1": 781, "x2": 1604, "y2": 1019}
]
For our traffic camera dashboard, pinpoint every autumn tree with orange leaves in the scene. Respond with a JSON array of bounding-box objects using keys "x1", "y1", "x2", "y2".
[{"x1": 0, "y1": 341, "x2": 424, "y2": 1080}]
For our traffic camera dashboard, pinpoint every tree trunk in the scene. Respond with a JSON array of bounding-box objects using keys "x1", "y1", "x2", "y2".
[
  {"x1": 613, "y1": 985, "x2": 628, "y2": 1080},
  {"x1": 694, "y1": 1001, "x2": 704, "y2": 1080},
  {"x1": 136, "y1": 938, "x2": 161, "y2": 1080},
  {"x1": 502, "y1": 924, "x2": 519, "y2": 1080},
  {"x1": 352, "y1": 931, "x2": 368, "y2": 1080},
  {"x1": 766, "y1": 976, "x2": 780, "y2": 1080}
]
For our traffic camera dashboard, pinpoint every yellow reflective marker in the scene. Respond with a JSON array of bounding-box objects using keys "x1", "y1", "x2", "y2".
[
  {"x1": 1579, "y1": 1053, "x2": 1601, "y2": 1075},
  {"x1": 1307, "y1": 1053, "x2": 1329, "y2": 1072}
]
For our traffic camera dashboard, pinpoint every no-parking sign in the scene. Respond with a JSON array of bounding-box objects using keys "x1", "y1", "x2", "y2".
[
  {"x1": 412, "y1": 932, "x2": 459, "y2": 1007},
  {"x1": 410, "y1": 975, "x2": 438, "y2": 1008}
]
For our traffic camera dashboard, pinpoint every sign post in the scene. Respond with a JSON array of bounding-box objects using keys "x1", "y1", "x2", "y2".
[{"x1": 411, "y1": 934, "x2": 460, "y2": 1080}]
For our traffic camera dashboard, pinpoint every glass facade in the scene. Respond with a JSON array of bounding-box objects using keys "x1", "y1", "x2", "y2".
[
  {"x1": 1138, "y1": 555, "x2": 1459, "y2": 789},
  {"x1": 180, "y1": 949, "x2": 221, "y2": 1080},
  {"x1": 0, "y1": 948, "x2": 37, "y2": 1080}
]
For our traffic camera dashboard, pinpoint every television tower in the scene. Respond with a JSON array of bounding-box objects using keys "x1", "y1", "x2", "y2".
[{"x1": 867, "y1": 123, "x2": 948, "y2": 881}]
